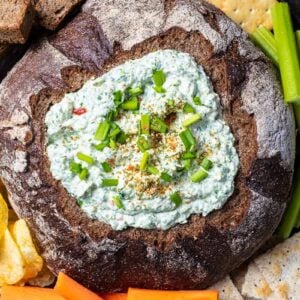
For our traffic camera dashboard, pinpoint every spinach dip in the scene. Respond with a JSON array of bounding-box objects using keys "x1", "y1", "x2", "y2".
[{"x1": 45, "y1": 50, "x2": 239, "y2": 230}]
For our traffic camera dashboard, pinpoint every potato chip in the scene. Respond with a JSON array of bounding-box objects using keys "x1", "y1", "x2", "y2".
[
  {"x1": 0, "y1": 178, "x2": 8, "y2": 203},
  {"x1": 0, "y1": 193, "x2": 8, "y2": 241},
  {"x1": 9, "y1": 219, "x2": 43, "y2": 280},
  {"x1": 0, "y1": 229, "x2": 25, "y2": 286},
  {"x1": 207, "y1": 0, "x2": 277, "y2": 32}
]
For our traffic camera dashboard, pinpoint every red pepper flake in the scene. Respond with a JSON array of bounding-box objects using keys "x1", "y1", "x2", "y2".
[{"x1": 73, "y1": 107, "x2": 87, "y2": 115}]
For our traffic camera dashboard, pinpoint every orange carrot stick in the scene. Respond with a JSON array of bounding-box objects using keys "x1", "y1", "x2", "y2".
[
  {"x1": 101, "y1": 293, "x2": 127, "y2": 300},
  {"x1": 54, "y1": 272, "x2": 104, "y2": 300},
  {"x1": 128, "y1": 288, "x2": 218, "y2": 300},
  {"x1": 1, "y1": 286, "x2": 66, "y2": 300}
]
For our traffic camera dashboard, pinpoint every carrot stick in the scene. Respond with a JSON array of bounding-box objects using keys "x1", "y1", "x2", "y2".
[
  {"x1": 101, "y1": 293, "x2": 127, "y2": 300},
  {"x1": 127, "y1": 288, "x2": 218, "y2": 300},
  {"x1": 54, "y1": 272, "x2": 104, "y2": 300},
  {"x1": 1, "y1": 286, "x2": 66, "y2": 300}
]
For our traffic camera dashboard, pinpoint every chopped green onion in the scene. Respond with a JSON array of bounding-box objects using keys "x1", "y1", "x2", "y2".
[
  {"x1": 170, "y1": 192, "x2": 182, "y2": 207},
  {"x1": 183, "y1": 114, "x2": 202, "y2": 127},
  {"x1": 137, "y1": 136, "x2": 150, "y2": 152},
  {"x1": 272, "y1": 3, "x2": 300, "y2": 103},
  {"x1": 102, "y1": 178, "x2": 118, "y2": 187},
  {"x1": 94, "y1": 141, "x2": 109, "y2": 151},
  {"x1": 201, "y1": 158, "x2": 213, "y2": 170},
  {"x1": 250, "y1": 26, "x2": 279, "y2": 67},
  {"x1": 109, "y1": 138, "x2": 117, "y2": 150},
  {"x1": 182, "y1": 152, "x2": 196, "y2": 160},
  {"x1": 151, "y1": 116, "x2": 168, "y2": 133},
  {"x1": 79, "y1": 167, "x2": 89, "y2": 180},
  {"x1": 113, "y1": 195, "x2": 124, "y2": 209},
  {"x1": 129, "y1": 86, "x2": 144, "y2": 96},
  {"x1": 160, "y1": 172, "x2": 172, "y2": 182},
  {"x1": 193, "y1": 96, "x2": 201, "y2": 106},
  {"x1": 277, "y1": 165, "x2": 300, "y2": 239},
  {"x1": 153, "y1": 86, "x2": 166, "y2": 93},
  {"x1": 140, "y1": 151, "x2": 149, "y2": 171},
  {"x1": 109, "y1": 125, "x2": 121, "y2": 138},
  {"x1": 183, "y1": 159, "x2": 192, "y2": 171},
  {"x1": 121, "y1": 97, "x2": 139, "y2": 110},
  {"x1": 152, "y1": 69, "x2": 166, "y2": 87},
  {"x1": 183, "y1": 103, "x2": 196, "y2": 113},
  {"x1": 94, "y1": 121, "x2": 111, "y2": 141},
  {"x1": 117, "y1": 132, "x2": 127, "y2": 144},
  {"x1": 113, "y1": 90, "x2": 123, "y2": 106},
  {"x1": 77, "y1": 199, "x2": 84, "y2": 207},
  {"x1": 77, "y1": 152, "x2": 94, "y2": 165},
  {"x1": 183, "y1": 128, "x2": 196, "y2": 149},
  {"x1": 140, "y1": 115, "x2": 150, "y2": 135},
  {"x1": 147, "y1": 165, "x2": 159, "y2": 175},
  {"x1": 101, "y1": 162, "x2": 112, "y2": 173},
  {"x1": 106, "y1": 110, "x2": 117, "y2": 122},
  {"x1": 179, "y1": 131, "x2": 191, "y2": 151},
  {"x1": 167, "y1": 99, "x2": 175, "y2": 107},
  {"x1": 190, "y1": 168, "x2": 208, "y2": 183},
  {"x1": 69, "y1": 161, "x2": 82, "y2": 174}
]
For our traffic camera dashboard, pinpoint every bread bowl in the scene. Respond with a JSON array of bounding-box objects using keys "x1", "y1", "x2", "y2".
[{"x1": 0, "y1": 0, "x2": 295, "y2": 292}]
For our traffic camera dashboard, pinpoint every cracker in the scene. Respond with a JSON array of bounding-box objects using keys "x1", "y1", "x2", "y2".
[
  {"x1": 209, "y1": 276, "x2": 243, "y2": 300},
  {"x1": 207, "y1": 0, "x2": 277, "y2": 32}
]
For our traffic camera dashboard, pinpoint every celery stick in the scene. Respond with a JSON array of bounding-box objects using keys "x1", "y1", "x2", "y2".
[
  {"x1": 296, "y1": 30, "x2": 300, "y2": 56},
  {"x1": 293, "y1": 105, "x2": 300, "y2": 128},
  {"x1": 272, "y1": 3, "x2": 300, "y2": 104},
  {"x1": 277, "y1": 165, "x2": 300, "y2": 239},
  {"x1": 251, "y1": 26, "x2": 279, "y2": 67}
]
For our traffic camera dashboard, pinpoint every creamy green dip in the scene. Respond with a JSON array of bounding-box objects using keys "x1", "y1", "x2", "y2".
[{"x1": 45, "y1": 50, "x2": 239, "y2": 230}]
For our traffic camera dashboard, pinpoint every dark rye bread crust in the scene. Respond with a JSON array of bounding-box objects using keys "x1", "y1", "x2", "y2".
[{"x1": 0, "y1": 0, "x2": 295, "y2": 292}]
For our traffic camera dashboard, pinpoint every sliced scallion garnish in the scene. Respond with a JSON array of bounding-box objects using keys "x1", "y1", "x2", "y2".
[
  {"x1": 160, "y1": 172, "x2": 172, "y2": 182},
  {"x1": 201, "y1": 158, "x2": 213, "y2": 170},
  {"x1": 137, "y1": 136, "x2": 150, "y2": 152},
  {"x1": 183, "y1": 113, "x2": 202, "y2": 127},
  {"x1": 79, "y1": 167, "x2": 89, "y2": 180},
  {"x1": 101, "y1": 162, "x2": 112, "y2": 173},
  {"x1": 94, "y1": 121, "x2": 110, "y2": 141},
  {"x1": 140, "y1": 114, "x2": 150, "y2": 135},
  {"x1": 190, "y1": 168, "x2": 208, "y2": 183},
  {"x1": 113, "y1": 195, "x2": 124, "y2": 209},
  {"x1": 152, "y1": 69, "x2": 166, "y2": 87},
  {"x1": 109, "y1": 124, "x2": 121, "y2": 138},
  {"x1": 183, "y1": 159, "x2": 192, "y2": 171},
  {"x1": 182, "y1": 152, "x2": 196, "y2": 160},
  {"x1": 109, "y1": 138, "x2": 117, "y2": 150},
  {"x1": 151, "y1": 116, "x2": 168, "y2": 133},
  {"x1": 140, "y1": 151, "x2": 149, "y2": 171},
  {"x1": 153, "y1": 86, "x2": 166, "y2": 93},
  {"x1": 106, "y1": 110, "x2": 117, "y2": 122},
  {"x1": 117, "y1": 132, "x2": 127, "y2": 144},
  {"x1": 170, "y1": 192, "x2": 182, "y2": 207},
  {"x1": 129, "y1": 86, "x2": 144, "y2": 96},
  {"x1": 179, "y1": 131, "x2": 191, "y2": 151},
  {"x1": 102, "y1": 178, "x2": 118, "y2": 187},
  {"x1": 113, "y1": 90, "x2": 123, "y2": 106},
  {"x1": 77, "y1": 152, "x2": 94, "y2": 165},
  {"x1": 94, "y1": 141, "x2": 109, "y2": 151},
  {"x1": 69, "y1": 161, "x2": 82, "y2": 174},
  {"x1": 183, "y1": 103, "x2": 196, "y2": 113},
  {"x1": 121, "y1": 97, "x2": 139, "y2": 110},
  {"x1": 147, "y1": 165, "x2": 159, "y2": 175},
  {"x1": 183, "y1": 128, "x2": 196, "y2": 150},
  {"x1": 193, "y1": 96, "x2": 201, "y2": 106}
]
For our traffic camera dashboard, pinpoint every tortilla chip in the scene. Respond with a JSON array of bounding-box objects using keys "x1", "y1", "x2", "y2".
[
  {"x1": 9, "y1": 219, "x2": 43, "y2": 280},
  {"x1": 254, "y1": 232, "x2": 300, "y2": 300},
  {"x1": 241, "y1": 263, "x2": 274, "y2": 299},
  {"x1": 0, "y1": 229, "x2": 25, "y2": 286},
  {"x1": 209, "y1": 276, "x2": 243, "y2": 300}
]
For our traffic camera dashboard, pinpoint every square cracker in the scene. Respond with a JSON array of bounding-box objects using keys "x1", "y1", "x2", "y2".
[
  {"x1": 206, "y1": 0, "x2": 277, "y2": 32},
  {"x1": 209, "y1": 276, "x2": 243, "y2": 300}
]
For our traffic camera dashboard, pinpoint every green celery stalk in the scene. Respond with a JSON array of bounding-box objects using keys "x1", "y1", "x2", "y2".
[
  {"x1": 296, "y1": 30, "x2": 300, "y2": 55},
  {"x1": 250, "y1": 26, "x2": 279, "y2": 67},
  {"x1": 277, "y1": 165, "x2": 300, "y2": 239},
  {"x1": 272, "y1": 3, "x2": 300, "y2": 104}
]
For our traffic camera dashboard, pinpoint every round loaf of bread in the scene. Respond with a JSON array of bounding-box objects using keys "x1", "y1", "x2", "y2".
[{"x1": 0, "y1": 0, "x2": 295, "y2": 292}]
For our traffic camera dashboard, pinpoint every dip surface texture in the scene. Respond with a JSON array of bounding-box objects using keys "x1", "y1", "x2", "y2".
[{"x1": 45, "y1": 50, "x2": 239, "y2": 230}]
